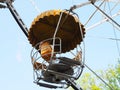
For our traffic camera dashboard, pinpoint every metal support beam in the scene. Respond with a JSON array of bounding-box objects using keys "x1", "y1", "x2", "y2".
[
  {"x1": 70, "y1": 1, "x2": 91, "y2": 11},
  {"x1": 5, "y1": 0, "x2": 28, "y2": 37},
  {"x1": 86, "y1": 11, "x2": 120, "y2": 31},
  {"x1": 91, "y1": 2, "x2": 120, "y2": 30}
]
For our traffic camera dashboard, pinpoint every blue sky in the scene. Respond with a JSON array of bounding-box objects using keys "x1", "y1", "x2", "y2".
[{"x1": 0, "y1": 0, "x2": 120, "y2": 90}]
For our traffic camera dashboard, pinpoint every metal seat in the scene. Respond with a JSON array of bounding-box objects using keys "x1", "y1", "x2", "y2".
[
  {"x1": 42, "y1": 63, "x2": 74, "y2": 83},
  {"x1": 58, "y1": 57, "x2": 81, "y2": 66}
]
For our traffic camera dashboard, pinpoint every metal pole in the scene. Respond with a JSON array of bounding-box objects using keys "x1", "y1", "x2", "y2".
[{"x1": 70, "y1": 1, "x2": 91, "y2": 11}]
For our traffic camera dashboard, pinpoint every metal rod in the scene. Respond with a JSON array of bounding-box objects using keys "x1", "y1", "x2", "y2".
[
  {"x1": 86, "y1": 10, "x2": 120, "y2": 31},
  {"x1": 70, "y1": 0, "x2": 102, "y2": 10},
  {"x1": 70, "y1": 1, "x2": 91, "y2": 11}
]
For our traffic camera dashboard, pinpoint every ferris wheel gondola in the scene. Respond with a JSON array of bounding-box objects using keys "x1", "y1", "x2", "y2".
[
  {"x1": 1, "y1": 0, "x2": 120, "y2": 90},
  {"x1": 29, "y1": 9, "x2": 85, "y2": 89}
]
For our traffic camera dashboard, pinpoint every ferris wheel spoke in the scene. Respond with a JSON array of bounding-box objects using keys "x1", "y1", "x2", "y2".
[
  {"x1": 91, "y1": 3, "x2": 120, "y2": 30},
  {"x1": 86, "y1": 10, "x2": 120, "y2": 31},
  {"x1": 70, "y1": 0, "x2": 120, "y2": 30},
  {"x1": 80, "y1": 0, "x2": 120, "y2": 31}
]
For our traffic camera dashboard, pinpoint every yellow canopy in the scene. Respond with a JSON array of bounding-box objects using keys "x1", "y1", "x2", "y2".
[{"x1": 28, "y1": 10, "x2": 85, "y2": 53}]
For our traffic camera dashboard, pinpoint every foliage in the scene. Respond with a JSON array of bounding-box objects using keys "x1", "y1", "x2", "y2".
[{"x1": 69, "y1": 61, "x2": 120, "y2": 90}]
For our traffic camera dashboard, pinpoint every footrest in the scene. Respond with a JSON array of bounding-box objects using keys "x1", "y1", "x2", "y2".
[{"x1": 37, "y1": 82, "x2": 60, "y2": 89}]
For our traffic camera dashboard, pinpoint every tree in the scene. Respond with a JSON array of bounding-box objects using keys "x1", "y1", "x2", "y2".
[{"x1": 69, "y1": 61, "x2": 120, "y2": 90}]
